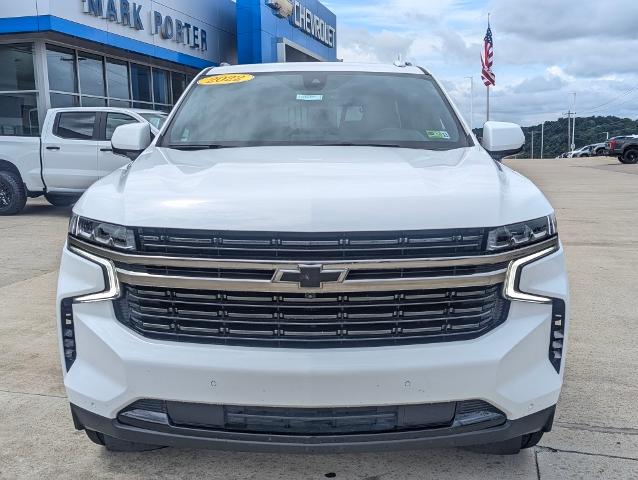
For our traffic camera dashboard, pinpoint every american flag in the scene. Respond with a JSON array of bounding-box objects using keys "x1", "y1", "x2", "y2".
[{"x1": 481, "y1": 23, "x2": 495, "y2": 87}]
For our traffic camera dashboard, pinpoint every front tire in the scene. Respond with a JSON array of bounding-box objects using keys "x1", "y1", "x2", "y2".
[
  {"x1": 85, "y1": 429, "x2": 165, "y2": 452},
  {"x1": 45, "y1": 193, "x2": 78, "y2": 207},
  {"x1": 621, "y1": 148, "x2": 638, "y2": 164},
  {"x1": 0, "y1": 170, "x2": 27, "y2": 215}
]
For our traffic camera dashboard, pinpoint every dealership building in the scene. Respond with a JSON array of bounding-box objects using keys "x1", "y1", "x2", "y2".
[{"x1": 0, "y1": 0, "x2": 337, "y2": 135}]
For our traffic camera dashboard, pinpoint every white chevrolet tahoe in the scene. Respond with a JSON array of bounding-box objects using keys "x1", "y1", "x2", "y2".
[
  {"x1": 0, "y1": 107, "x2": 166, "y2": 215},
  {"x1": 58, "y1": 63, "x2": 569, "y2": 454}
]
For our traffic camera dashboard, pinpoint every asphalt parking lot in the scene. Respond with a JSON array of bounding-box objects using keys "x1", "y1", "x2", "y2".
[{"x1": 1, "y1": 156, "x2": 637, "y2": 479}]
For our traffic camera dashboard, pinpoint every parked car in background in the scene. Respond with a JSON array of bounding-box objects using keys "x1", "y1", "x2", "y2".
[
  {"x1": 568, "y1": 146, "x2": 592, "y2": 158},
  {"x1": 590, "y1": 142, "x2": 607, "y2": 156},
  {"x1": 606, "y1": 135, "x2": 638, "y2": 164},
  {"x1": 59, "y1": 62, "x2": 569, "y2": 455},
  {"x1": 0, "y1": 107, "x2": 167, "y2": 215}
]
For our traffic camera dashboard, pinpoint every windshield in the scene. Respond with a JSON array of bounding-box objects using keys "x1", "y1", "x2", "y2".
[
  {"x1": 160, "y1": 71, "x2": 470, "y2": 150},
  {"x1": 140, "y1": 113, "x2": 168, "y2": 130}
]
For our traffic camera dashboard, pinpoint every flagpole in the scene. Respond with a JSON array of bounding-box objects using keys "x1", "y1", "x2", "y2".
[{"x1": 486, "y1": 13, "x2": 491, "y2": 122}]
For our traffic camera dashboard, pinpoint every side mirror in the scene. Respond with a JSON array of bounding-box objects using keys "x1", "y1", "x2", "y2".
[
  {"x1": 481, "y1": 121, "x2": 525, "y2": 160},
  {"x1": 111, "y1": 123, "x2": 151, "y2": 160}
]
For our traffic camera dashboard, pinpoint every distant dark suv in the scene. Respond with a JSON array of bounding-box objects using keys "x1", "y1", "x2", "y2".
[{"x1": 606, "y1": 136, "x2": 638, "y2": 164}]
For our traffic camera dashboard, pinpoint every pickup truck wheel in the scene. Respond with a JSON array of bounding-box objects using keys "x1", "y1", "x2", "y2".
[
  {"x1": 0, "y1": 170, "x2": 27, "y2": 215},
  {"x1": 622, "y1": 148, "x2": 638, "y2": 164},
  {"x1": 45, "y1": 193, "x2": 77, "y2": 207}
]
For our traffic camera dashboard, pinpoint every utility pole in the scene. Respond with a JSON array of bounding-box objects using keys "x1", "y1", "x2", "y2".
[
  {"x1": 571, "y1": 92, "x2": 576, "y2": 150},
  {"x1": 566, "y1": 112, "x2": 572, "y2": 152},
  {"x1": 604, "y1": 131, "x2": 609, "y2": 140},
  {"x1": 464, "y1": 76, "x2": 474, "y2": 130},
  {"x1": 530, "y1": 131, "x2": 536, "y2": 159},
  {"x1": 540, "y1": 121, "x2": 545, "y2": 159}
]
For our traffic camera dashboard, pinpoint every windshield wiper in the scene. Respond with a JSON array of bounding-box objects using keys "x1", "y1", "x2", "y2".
[
  {"x1": 312, "y1": 143, "x2": 404, "y2": 148},
  {"x1": 165, "y1": 144, "x2": 232, "y2": 151}
]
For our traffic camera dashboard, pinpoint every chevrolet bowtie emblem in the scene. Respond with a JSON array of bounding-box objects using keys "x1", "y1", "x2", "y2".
[
  {"x1": 274, "y1": 265, "x2": 348, "y2": 289},
  {"x1": 266, "y1": 0, "x2": 294, "y2": 18}
]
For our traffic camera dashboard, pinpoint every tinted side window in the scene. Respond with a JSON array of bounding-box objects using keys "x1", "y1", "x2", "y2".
[
  {"x1": 56, "y1": 112, "x2": 96, "y2": 140},
  {"x1": 105, "y1": 113, "x2": 138, "y2": 140}
]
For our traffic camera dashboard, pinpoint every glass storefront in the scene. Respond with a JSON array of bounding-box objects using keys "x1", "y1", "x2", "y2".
[
  {"x1": 0, "y1": 39, "x2": 197, "y2": 136},
  {"x1": 45, "y1": 44, "x2": 195, "y2": 112}
]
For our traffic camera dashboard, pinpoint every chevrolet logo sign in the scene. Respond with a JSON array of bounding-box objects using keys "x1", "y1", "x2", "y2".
[
  {"x1": 266, "y1": 0, "x2": 294, "y2": 18},
  {"x1": 274, "y1": 265, "x2": 348, "y2": 289}
]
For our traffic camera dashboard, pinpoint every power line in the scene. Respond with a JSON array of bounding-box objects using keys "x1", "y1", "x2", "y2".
[{"x1": 578, "y1": 87, "x2": 638, "y2": 114}]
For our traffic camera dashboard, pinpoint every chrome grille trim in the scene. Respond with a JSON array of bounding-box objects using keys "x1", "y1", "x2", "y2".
[
  {"x1": 115, "y1": 268, "x2": 507, "y2": 293},
  {"x1": 68, "y1": 236, "x2": 558, "y2": 272}
]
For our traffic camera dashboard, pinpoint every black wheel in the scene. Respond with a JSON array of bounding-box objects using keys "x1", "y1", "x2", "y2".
[
  {"x1": 85, "y1": 429, "x2": 164, "y2": 452},
  {"x1": 622, "y1": 148, "x2": 638, "y2": 164},
  {"x1": 0, "y1": 170, "x2": 27, "y2": 215},
  {"x1": 45, "y1": 193, "x2": 77, "y2": 207},
  {"x1": 467, "y1": 431, "x2": 544, "y2": 455},
  {"x1": 595, "y1": 148, "x2": 605, "y2": 156}
]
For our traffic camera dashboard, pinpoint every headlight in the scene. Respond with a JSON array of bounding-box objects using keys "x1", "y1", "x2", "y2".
[
  {"x1": 487, "y1": 215, "x2": 557, "y2": 252},
  {"x1": 69, "y1": 214, "x2": 136, "y2": 251}
]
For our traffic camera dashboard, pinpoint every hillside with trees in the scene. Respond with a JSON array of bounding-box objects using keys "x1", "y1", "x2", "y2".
[{"x1": 474, "y1": 116, "x2": 638, "y2": 158}]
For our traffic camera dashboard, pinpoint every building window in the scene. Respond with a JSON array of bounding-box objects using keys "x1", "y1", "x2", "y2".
[
  {"x1": 109, "y1": 99, "x2": 132, "y2": 108},
  {"x1": 46, "y1": 45, "x2": 78, "y2": 94},
  {"x1": 0, "y1": 93, "x2": 39, "y2": 136},
  {"x1": 0, "y1": 43, "x2": 36, "y2": 91},
  {"x1": 131, "y1": 63, "x2": 152, "y2": 107},
  {"x1": 43, "y1": 43, "x2": 193, "y2": 116},
  {"x1": 78, "y1": 51, "x2": 106, "y2": 98},
  {"x1": 106, "y1": 58, "x2": 130, "y2": 101},
  {"x1": 153, "y1": 68, "x2": 170, "y2": 105},
  {"x1": 81, "y1": 96, "x2": 107, "y2": 107},
  {"x1": 171, "y1": 72, "x2": 187, "y2": 104},
  {"x1": 50, "y1": 93, "x2": 80, "y2": 109},
  {"x1": 0, "y1": 43, "x2": 39, "y2": 136}
]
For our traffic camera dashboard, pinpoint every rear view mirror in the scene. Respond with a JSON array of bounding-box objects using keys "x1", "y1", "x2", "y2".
[
  {"x1": 111, "y1": 123, "x2": 151, "y2": 160},
  {"x1": 481, "y1": 121, "x2": 525, "y2": 160}
]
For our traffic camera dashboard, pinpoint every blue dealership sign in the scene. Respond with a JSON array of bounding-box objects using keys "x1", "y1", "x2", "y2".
[{"x1": 237, "y1": 0, "x2": 337, "y2": 64}]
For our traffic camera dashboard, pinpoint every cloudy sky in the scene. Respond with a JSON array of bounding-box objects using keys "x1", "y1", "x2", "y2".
[{"x1": 324, "y1": 0, "x2": 638, "y2": 127}]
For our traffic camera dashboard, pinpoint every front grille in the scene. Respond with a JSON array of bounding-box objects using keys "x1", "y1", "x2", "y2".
[
  {"x1": 119, "y1": 399, "x2": 505, "y2": 436},
  {"x1": 114, "y1": 284, "x2": 509, "y2": 347},
  {"x1": 136, "y1": 228, "x2": 487, "y2": 260},
  {"x1": 117, "y1": 262, "x2": 509, "y2": 282}
]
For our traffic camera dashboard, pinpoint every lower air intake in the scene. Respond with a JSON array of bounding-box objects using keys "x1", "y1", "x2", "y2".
[{"x1": 118, "y1": 399, "x2": 505, "y2": 436}]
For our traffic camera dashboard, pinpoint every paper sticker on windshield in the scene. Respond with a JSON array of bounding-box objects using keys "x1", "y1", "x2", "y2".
[
  {"x1": 198, "y1": 74, "x2": 254, "y2": 86},
  {"x1": 426, "y1": 130, "x2": 451, "y2": 140},
  {"x1": 296, "y1": 94, "x2": 324, "y2": 101}
]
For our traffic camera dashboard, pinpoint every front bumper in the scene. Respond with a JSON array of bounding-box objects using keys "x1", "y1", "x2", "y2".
[
  {"x1": 70, "y1": 402, "x2": 555, "y2": 453},
  {"x1": 57, "y1": 243, "x2": 569, "y2": 448}
]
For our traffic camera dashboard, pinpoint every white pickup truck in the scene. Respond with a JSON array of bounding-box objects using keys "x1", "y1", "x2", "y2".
[{"x1": 0, "y1": 107, "x2": 167, "y2": 215}]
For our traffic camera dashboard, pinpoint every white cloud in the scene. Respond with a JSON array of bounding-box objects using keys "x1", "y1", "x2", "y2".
[{"x1": 330, "y1": 0, "x2": 638, "y2": 125}]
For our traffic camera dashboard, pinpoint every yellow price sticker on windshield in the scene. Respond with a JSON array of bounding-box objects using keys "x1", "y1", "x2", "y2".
[{"x1": 198, "y1": 74, "x2": 254, "y2": 86}]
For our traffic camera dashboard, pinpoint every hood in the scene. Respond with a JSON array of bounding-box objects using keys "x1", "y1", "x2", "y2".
[{"x1": 74, "y1": 145, "x2": 553, "y2": 231}]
